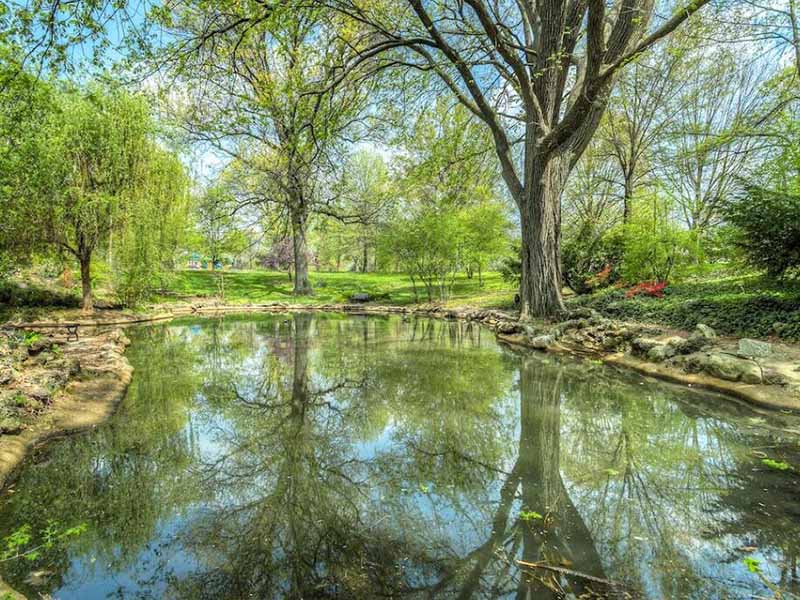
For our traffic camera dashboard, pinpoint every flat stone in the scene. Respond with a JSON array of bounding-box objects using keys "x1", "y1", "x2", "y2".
[{"x1": 738, "y1": 338, "x2": 772, "y2": 358}]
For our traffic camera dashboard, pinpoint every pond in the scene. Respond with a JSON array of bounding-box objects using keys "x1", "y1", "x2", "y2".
[{"x1": 1, "y1": 313, "x2": 799, "y2": 599}]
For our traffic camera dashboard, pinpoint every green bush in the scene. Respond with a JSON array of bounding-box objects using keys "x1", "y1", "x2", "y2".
[
  {"x1": 621, "y1": 192, "x2": 702, "y2": 283},
  {"x1": 725, "y1": 185, "x2": 800, "y2": 277},
  {"x1": 562, "y1": 225, "x2": 624, "y2": 294}
]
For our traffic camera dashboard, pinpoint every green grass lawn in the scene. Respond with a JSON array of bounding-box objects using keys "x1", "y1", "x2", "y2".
[
  {"x1": 5, "y1": 267, "x2": 798, "y2": 342},
  {"x1": 159, "y1": 269, "x2": 516, "y2": 308}
]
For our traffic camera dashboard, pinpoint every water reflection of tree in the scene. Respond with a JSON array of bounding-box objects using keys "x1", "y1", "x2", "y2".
[
  {"x1": 3, "y1": 315, "x2": 799, "y2": 599},
  {"x1": 556, "y1": 359, "x2": 800, "y2": 599},
  {"x1": 167, "y1": 317, "x2": 614, "y2": 599}
]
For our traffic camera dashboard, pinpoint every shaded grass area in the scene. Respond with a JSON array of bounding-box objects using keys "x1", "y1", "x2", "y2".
[
  {"x1": 568, "y1": 274, "x2": 800, "y2": 341},
  {"x1": 159, "y1": 269, "x2": 516, "y2": 308}
]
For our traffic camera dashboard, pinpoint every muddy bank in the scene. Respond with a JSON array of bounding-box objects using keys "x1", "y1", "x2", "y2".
[{"x1": 0, "y1": 328, "x2": 132, "y2": 489}]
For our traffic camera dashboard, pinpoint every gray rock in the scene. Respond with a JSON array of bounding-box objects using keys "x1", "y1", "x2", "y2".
[
  {"x1": 496, "y1": 321, "x2": 521, "y2": 335},
  {"x1": 349, "y1": 293, "x2": 371, "y2": 303},
  {"x1": 738, "y1": 338, "x2": 772, "y2": 358},
  {"x1": 763, "y1": 368, "x2": 787, "y2": 386},
  {"x1": 26, "y1": 338, "x2": 50, "y2": 355},
  {"x1": 22, "y1": 385, "x2": 52, "y2": 404},
  {"x1": 631, "y1": 337, "x2": 658, "y2": 356},
  {"x1": 0, "y1": 415, "x2": 22, "y2": 434},
  {"x1": 0, "y1": 366, "x2": 16, "y2": 385},
  {"x1": 696, "y1": 324, "x2": 717, "y2": 339},
  {"x1": 687, "y1": 323, "x2": 717, "y2": 351},
  {"x1": 704, "y1": 353, "x2": 762, "y2": 384},
  {"x1": 528, "y1": 334, "x2": 555, "y2": 349},
  {"x1": 665, "y1": 336, "x2": 691, "y2": 355},
  {"x1": 647, "y1": 344, "x2": 675, "y2": 362}
]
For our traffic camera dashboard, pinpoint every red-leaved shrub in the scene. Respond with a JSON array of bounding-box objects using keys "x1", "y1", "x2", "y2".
[{"x1": 625, "y1": 281, "x2": 668, "y2": 299}]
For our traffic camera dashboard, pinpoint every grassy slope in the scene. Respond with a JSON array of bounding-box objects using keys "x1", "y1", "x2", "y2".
[
  {"x1": 160, "y1": 269, "x2": 516, "y2": 309},
  {"x1": 568, "y1": 274, "x2": 800, "y2": 341}
]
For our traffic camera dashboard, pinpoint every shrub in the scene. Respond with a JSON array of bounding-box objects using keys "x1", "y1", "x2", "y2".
[
  {"x1": 725, "y1": 185, "x2": 800, "y2": 277},
  {"x1": 625, "y1": 281, "x2": 668, "y2": 298},
  {"x1": 568, "y1": 275, "x2": 800, "y2": 341},
  {"x1": 499, "y1": 243, "x2": 521, "y2": 285},
  {"x1": 562, "y1": 225, "x2": 624, "y2": 294}
]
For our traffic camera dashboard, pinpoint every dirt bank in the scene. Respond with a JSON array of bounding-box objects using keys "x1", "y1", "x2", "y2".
[{"x1": 0, "y1": 328, "x2": 132, "y2": 489}]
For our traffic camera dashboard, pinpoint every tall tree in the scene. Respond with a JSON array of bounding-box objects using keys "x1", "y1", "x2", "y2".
[
  {"x1": 335, "y1": 149, "x2": 394, "y2": 272},
  {"x1": 160, "y1": 3, "x2": 376, "y2": 295},
  {"x1": 326, "y1": 0, "x2": 711, "y2": 317},
  {"x1": 598, "y1": 35, "x2": 689, "y2": 222},
  {"x1": 658, "y1": 53, "x2": 764, "y2": 233}
]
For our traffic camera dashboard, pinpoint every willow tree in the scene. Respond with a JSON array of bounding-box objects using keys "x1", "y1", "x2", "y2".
[
  {"x1": 327, "y1": 0, "x2": 711, "y2": 317},
  {"x1": 8, "y1": 84, "x2": 188, "y2": 311},
  {"x1": 161, "y1": 4, "x2": 376, "y2": 295}
]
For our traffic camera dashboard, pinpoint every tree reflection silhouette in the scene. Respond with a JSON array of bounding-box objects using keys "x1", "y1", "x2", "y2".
[{"x1": 1, "y1": 314, "x2": 798, "y2": 599}]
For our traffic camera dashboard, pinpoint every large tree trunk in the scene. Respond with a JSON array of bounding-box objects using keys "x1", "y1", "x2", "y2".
[
  {"x1": 518, "y1": 156, "x2": 569, "y2": 319},
  {"x1": 291, "y1": 208, "x2": 313, "y2": 295},
  {"x1": 623, "y1": 171, "x2": 634, "y2": 223},
  {"x1": 79, "y1": 254, "x2": 93, "y2": 313}
]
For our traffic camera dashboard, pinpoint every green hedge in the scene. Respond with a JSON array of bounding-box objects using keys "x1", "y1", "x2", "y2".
[{"x1": 568, "y1": 275, "x2": 800, "y2": 341}]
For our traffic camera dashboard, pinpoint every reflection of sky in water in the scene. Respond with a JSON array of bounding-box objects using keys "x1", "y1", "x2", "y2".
[{"x1": 0, "y1": 314, "x2": 798, "y2": 599}]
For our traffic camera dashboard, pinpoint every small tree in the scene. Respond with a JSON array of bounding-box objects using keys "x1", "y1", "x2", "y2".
[
  {"x1": 195, "y1": 186, "x2": 248, "y2": 299},
  {"x1": 381, "y1": 209, "x2": 464, "y2": 302},
  {"x1": 113, "y1": 148, "x2": 191, "y2": 306},
  {"x1": 459, "y1": 202, "x2": 511, "y2": 286},
  {"x1": 622, "y1": 191, "x2": 699, "y2": 283}
]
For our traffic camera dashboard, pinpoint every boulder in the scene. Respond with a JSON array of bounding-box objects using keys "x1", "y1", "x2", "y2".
[
  {"x1": 664, "y1": 336, "x2": 691, "y2": 355},
  {"x1": 687, "y1": 323, "x2": 717, "y2": 351},
  {"x1": 703, "y1": 353, "x2": 762, "y2": 384},
  {"x1": 23, "y1": 385, "x2": 52, "y2": 404},
  {"x1": 26, "y1": 338, "x2": 50, "y2": 355},
  {"x1": 0, "y1": 366, "x2": 16, "y2": 385},
  {"x1": 737, "y1": 338, "x2": 772, "y2": 358},
  {"x1": 647, "y1": 344, "x2": 675, "y2": 362},
  {"x1": 349, "y1": 293, "x2": 371, "y2": 303},
  {"x1": 496, "y1": 321, "x2": 521, "y2": 335},
  {"x1": 0, "y1": 415, "x2": 22, "y2": 434},
  {"x1": 528, "y1": 334, "x2": 555, "y2": 349},
  {"x1": 631, "y1": 337, "x2": 659, "y2": 356}
]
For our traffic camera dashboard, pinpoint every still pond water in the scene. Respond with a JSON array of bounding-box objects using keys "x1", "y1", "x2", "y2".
[{"x1": 1, "y1": 314, "x2": 799, "y2": 599}]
